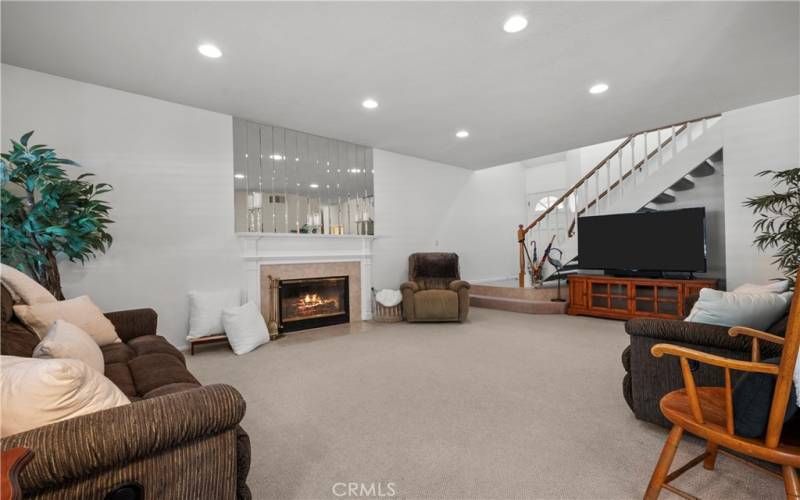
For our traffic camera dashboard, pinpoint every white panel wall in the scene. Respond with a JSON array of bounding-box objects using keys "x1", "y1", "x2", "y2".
[
  {"x1": 372, "y1": 150, "x2": 526, "y2": 287},
  {"x1": 1, "y1": 65, "x2": 242, "y2": 350},
  {"x1": 723, "y1": 95, "x2": 800, "y2": 289}
]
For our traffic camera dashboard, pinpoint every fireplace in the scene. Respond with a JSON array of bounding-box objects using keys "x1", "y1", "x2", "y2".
[{"x1": 278, "y1": 276, "x2": 350, "y2": 333}]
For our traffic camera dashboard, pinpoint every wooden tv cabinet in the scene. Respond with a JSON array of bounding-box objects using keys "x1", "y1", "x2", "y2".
[{"x1": 566, "y1": 274, "x2": 717, "y2": 321}]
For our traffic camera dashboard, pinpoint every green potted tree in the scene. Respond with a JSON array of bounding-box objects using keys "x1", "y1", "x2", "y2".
[
  {"x1": 744, "y1": 167, "x2": 799, "y2": 289},
  {"x1": 1, "y1": 131, "x2": 114, "y2": 299}
]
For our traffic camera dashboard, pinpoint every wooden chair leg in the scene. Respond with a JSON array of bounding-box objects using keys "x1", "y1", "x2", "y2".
[
  {"x1": 644, "y1": 425, "x2": 684, "y2": 500},
  {"x1": 783, "y1": 466, "x2": 800, "y2": 499},
  {"x1": 703, "y1": 441, "x2": 718, "y2": 470}
]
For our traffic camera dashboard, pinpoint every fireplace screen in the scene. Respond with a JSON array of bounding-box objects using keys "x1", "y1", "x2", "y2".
[{"x1": 278, "y1": 276, "x2": 349, "y2": 333}]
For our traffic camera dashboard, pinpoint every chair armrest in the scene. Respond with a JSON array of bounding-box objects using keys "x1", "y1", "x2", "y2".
[
  {"x1": 448, "y1": 280, "x2": 470, "y2": 292},
  {"x1": 626, "y1": 318, "x2": 753, "y2": 353},
  {"x1": 0, "y1": 384, "x2": 245, "y2": 492},
  {"x1": 650, "y1": 343, "x2": 779, "y2": 375},
  {"x1": 104, "y1": 308, "x2": 158, "y2": 342},
  {"x1": 400, "y1": 281, "x2": 420, "y2": 293},
  {"x1": 729, "y1": 326, "x2": 785, "y2": 346}
]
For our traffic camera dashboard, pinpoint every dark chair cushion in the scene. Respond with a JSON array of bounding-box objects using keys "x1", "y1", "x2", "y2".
[
  {"x1": 768, "y1": 314, "x2": 790, "y2": 337},
  {"x1": 0, "y1": 319, "x2": 39, "y2": 357},
  {"x1": 2, "y1": 285, "x2": 15, "y2": 323},
  {"x1": 105, "y1": 362, "x2": 138, "y2": 398},
  {"x1": 101, "y1": 342, "x2": 136, "y2": 365},
  {"x1": 733, "y1": 357, "x2": 797, "y2": 438},
  {"x1": 129, "y1": 353, "x2": 199, "y2": 396},
  {"x1": 128, "y1": 335, "x2": 186, "y2": 364}
]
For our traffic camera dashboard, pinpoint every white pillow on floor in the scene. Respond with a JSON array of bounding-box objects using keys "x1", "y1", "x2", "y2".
[
  {"x1": 732, "y1": 281, "x2": 790, "y2": 294},
  {"x1": 33, "y1": 320, "x2": 105, "y2": 374},
  {"x1": 1, "y1": 356, "x2": 129, "y2": 437},
  {"x1": 221, "y1": 302, "x2": 269, "y2": 355},
  {"x1": 685, "y1": 288, "x2": 793, "y2": 330},
  {"x1": 187, "y1": 289, "x2": 241, "y2": 339}
]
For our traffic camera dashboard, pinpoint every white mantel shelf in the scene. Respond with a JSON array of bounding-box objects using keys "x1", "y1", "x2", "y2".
[{"x1": 236, "y1": 231, "x2": 374, "y2": 321}]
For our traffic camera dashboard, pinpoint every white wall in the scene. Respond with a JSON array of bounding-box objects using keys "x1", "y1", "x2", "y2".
[
  {"x1": 1, "y1": 64, "x2": 242, "y2": 349},
  {"x1": 372, "y1": 150, "x2": 526, "y2": 287},
  {"x1": 2, "y1": 65, "x2": 527, "y2": 345},
  {"x1": 723, "y1": 95, "x2": 800, "y2": 289}
]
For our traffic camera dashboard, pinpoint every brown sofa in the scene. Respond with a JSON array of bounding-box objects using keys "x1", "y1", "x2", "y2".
[
  {"x1": 401, "y1": 253, "x2": 470, "y2": 322},
  {"x1": 621, "y1": 294, "x2": 789, "y2": 428},
  {"x1": 0, "y1": 285, "x2": 251, "y2": 499}
]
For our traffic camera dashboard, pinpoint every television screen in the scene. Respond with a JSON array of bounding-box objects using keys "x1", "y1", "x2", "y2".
[{"x1": 577, "y1": 208, "x2": 706, "y2": 273}]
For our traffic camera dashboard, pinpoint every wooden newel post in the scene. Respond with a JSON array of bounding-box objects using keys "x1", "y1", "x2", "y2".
[{"x1": 518, "y1": 224, "x2": 526, "y2": 288}]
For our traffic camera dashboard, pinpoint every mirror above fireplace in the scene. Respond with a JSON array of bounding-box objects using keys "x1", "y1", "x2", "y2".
[{"x1": 233, "y1": 118, "x2": 374, "y2": 236}]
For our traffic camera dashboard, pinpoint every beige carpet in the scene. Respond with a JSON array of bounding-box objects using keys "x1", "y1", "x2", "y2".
[{"x1": 187, "y1": 308, "x2": 781, "y2": 499}]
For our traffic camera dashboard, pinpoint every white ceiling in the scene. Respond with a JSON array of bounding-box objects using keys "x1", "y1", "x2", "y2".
[{"x1": 2, "y1": 2, "x2": 798, "y2": 170}]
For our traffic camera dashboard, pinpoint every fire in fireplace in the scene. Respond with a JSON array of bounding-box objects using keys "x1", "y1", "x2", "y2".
[{"x1": 278, "y1": 276, "x2": 349, "y2": 333}]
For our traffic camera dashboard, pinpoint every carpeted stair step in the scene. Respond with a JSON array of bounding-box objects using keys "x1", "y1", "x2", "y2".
[
  {"x1": 709, "y1": 148, "x2": 723, "y2": 163},
  {"x1": 651, "y1": 192, "x2": 676, "y2": 204},
  {"x1": 669, "y1": 177, "x2": 695, "y2": 191},
  {"x1": 690, "y1": 160, "x2": 716, "y2": 177},
  {"x1": 470, "y1": 294, "x2": 567, "y2": 314}
]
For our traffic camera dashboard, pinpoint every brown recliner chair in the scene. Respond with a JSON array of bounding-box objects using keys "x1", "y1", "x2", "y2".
[{"x1": 400, "y1": 253, "x2": 470, "y2": 322}]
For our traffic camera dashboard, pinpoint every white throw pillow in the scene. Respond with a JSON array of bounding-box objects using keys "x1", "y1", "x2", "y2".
[
  {"x1": 221, "y1": 302, "x2": 269, "y2": 355},
  {"x1": 1, "y1": 264, "x2": 57, "y2": 305},
  {"x1": 13, "y1": 295, "x2": 120, "y2": 345},
  {"x1": 33, "y1": 320, "x2": 105, "y2": 374},
  {"x1": 376, "y1": 289, "x2": 402, "y2": 307},
  {"x1": 187, "y1": 289, "x2": 241, "y2": 339},
  {"x1": 685, "y1": 288, "x2": 793, "y2": 330},
  {"x1": 0, "y1": 355, "x2": 129, "y2": 437},
  {"x1": 732, "y1": 281, "x2": 790, "y2": 294}
]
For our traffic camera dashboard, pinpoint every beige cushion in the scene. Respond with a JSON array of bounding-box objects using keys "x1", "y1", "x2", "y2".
[
  {"x1": 14, "y1": 295, "x2": 121, "y2": 346},
  {"x1": 0, "y1": 355, "x2": 129, "y2": 437},
  {"x1": 33, "y1": 320, "x2": 105, "y2": 374},
  {"x1": 0, "y1": 264, "x2": 57, "y2": 305},
  {"x1": 413, "y1": 289, "x2": 459, "y2": 321}
]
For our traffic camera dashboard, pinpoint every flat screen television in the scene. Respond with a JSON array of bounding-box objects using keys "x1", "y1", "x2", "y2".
[{"x1": 577, "y1": 207, "x2": 706, "y2": 274}]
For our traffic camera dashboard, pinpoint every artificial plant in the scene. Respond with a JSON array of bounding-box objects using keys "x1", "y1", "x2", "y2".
[
  {"x1": 743, "y1": 167, "x2": 800, "y2": 289},
  {"x1": 1, "y1": 131, "x2": 113, "y2": 299}
]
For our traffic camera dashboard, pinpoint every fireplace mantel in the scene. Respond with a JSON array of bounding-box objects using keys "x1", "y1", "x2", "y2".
[{"x1": 237, "y1": 232, "x2": 374, "y2": 322}]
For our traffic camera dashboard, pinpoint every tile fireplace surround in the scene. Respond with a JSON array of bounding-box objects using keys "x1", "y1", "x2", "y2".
[{"x1": 238, "y1": 233, "x2": 374, "y2": 327}]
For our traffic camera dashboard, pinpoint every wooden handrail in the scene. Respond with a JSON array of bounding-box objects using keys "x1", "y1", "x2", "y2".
[{"x1": 522, "y1": 134, "x2": 633, "y2": 234}]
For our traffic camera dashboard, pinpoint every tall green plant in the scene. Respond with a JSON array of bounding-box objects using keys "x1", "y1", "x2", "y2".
[
  {"x1": 743, "y1": 168, "x2": 799, "y2": 289},
  {"x1": 1, "y1": 131, "x2": 113, "y2": 299}
]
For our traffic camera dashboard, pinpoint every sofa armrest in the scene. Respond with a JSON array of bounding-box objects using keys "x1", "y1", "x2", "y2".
[
  {"x1": 448, "y1": 280, "x2": 471, "y2": 292},
  {"x1": 104, "y1": 308, "x2": 158, "y2": 342},
  {"x1": 0, "y1": 384, "x2": 245, "y2": 492},
  {"x1": 625, "y1": 318, "x2": 755, "y2": 353}
]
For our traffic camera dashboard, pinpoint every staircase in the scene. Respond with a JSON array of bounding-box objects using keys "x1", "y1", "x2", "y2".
[
  {"x1": 471, "y1": 113, "x2": 724, "y2": 315},
  {"x1": 517, "y1": 113, "x2": 723, "y2": 287}
]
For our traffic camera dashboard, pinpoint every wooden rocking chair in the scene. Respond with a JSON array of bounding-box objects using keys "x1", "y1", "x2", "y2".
[{"x1": 644, "y1": 278, "x2": 800, "y2": 500}]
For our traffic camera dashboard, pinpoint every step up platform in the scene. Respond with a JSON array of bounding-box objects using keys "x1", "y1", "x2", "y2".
[{"x1": 470, "y1": 281, "x2": 568, "y2": 314}]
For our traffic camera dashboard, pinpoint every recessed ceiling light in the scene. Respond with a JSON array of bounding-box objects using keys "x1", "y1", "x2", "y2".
[
  {"x1": 589, "y1": 83, "x2": 609, "y2": 94},
  {"x1": 362, "y1": 98, "x2": 379, "y2": 109},
  {"x1": 198, "y1": 43, "x2": 222, "y2": 58},
  {"x1": 234, "y1": 173, "x2": 245, "y2": 179},
  {"x1": 503, "y1": 15, "x2": 528, "y2": 33},
  {"x1": 309, "y1": 183, "x2": 319, "y2": 189},
  {"x1": 456, "y1": 130, "x2": 470, "y2": 139},
  {"x1": 269, "y1": 154, "x2": 285, "y2": 160}
]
